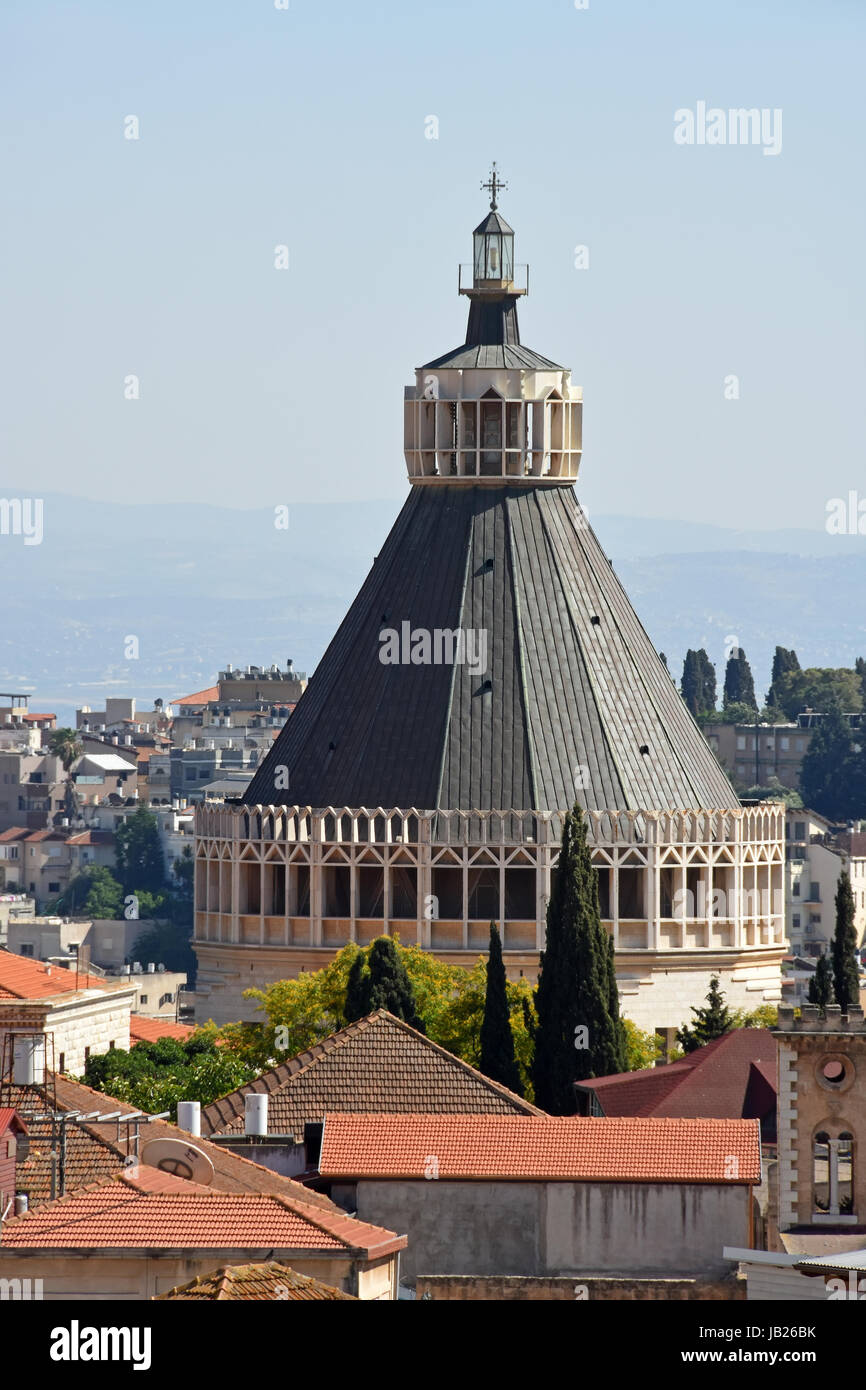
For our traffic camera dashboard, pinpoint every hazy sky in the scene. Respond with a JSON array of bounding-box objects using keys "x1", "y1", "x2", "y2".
[{"x1": 2, "y1": 0, "x2": 863, "y2": 531}]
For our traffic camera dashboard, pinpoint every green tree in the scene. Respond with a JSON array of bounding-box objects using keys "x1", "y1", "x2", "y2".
[
  {"x1": 723, "y1": 648, "x2": 757, "y2": 710},
  {"x1": 698, "y1": 649, "x2": 717, "y2": 714},
  {"x1": 831, "y1": 873, "x2": 861, "y2": 1013},
  {"x1": 49, "y1": 865, "x2": 123, "y2": 918},
  {"x1": 47, "y1": 727, "x2": 84, "y2": 772},
  {"x1": 531, "y1": 804, "x2": 627, "y2": 1114},
  {"x1": 807, "y1": 955, "x2": 834, "y2": 1014},
  {"x1": 344, "y1": 950, "x2": 368, "y2": 1023},
  {"x1": 800, "y1": 702, "x2": 860, "y2": 820},
  {"x1": 681, "y1": 650, "x2": 703, "y2": 717},
  {"x1": 132, "y1": 919, "x2": 196, "y2": 978},
  {"x1": 479, "y1": 923, "x2": 523, "y2": 1095},
  {"x1": 676, "y1": 976, "x2": 735, "y2": 1053},
  {"x1": 623, "y1": 1018, "x2": 663, "y2": 1070},
  {"x1": 346, "y1": 937, "x2": 425, "y2": 1030},
  {"x1": 83, "y1": 1033, "x2": 257, "y2": 1118},
  {"x1": 114, "y1": 806, "x2": 166, "y2": 894},
  {"x1": 681, "y1": 648, "x2": 716, "y2": 718},
  {"x1": 773, "y1": 667, "x2": 864, "y2": 722},
  {"x1": 766, "y1": 647, "x2": 800, "y2": 709}
]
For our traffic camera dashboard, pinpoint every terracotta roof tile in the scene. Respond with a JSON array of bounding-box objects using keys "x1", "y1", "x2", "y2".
[
  {"x1": 5, "y1": 1074, "x2": 347, "y2": 1215},
  {"x1": 129, "y1": 1016, "x2": 195, "y2": 1044},
  {"x1": 318, "y1": 1113, "x2": 762, "y2": 1184},
  {"x1": 156, "y1": 1262, "x2": 357, "y2": 1301},
  {"x1": 202, "y1": 1009, "x2": 540, "y2": 1140},
  {"x1": 0, "y1": 1167, "x2": 406, "y2": 1254},
  {"x1": 0, "y1": 951, "x2": 122, "y2": 1001}
]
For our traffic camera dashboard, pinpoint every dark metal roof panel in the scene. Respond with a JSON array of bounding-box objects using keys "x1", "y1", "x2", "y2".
[
  {"x1": 421, "y1": 343, "x2": 562, "y2": 371},
  {"x1": 244, "y1": 485, "x2": 740, "y2": 814}
]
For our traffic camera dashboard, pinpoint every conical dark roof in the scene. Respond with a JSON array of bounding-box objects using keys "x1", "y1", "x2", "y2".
[{"x1": 243, "y1": 486, "x2": 739, "y2": 813}]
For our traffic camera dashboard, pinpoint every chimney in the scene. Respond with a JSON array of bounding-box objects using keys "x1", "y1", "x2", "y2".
[
  {"x1": 176, "y1": 1101, "x2": 201, "y2": 1137},
  {"x1": 244, "y1": 1093, "x2": 268, "y2": 1137},
  {"x1": 14, "y1": 1194, "x2": 28, "y2": 1216}
]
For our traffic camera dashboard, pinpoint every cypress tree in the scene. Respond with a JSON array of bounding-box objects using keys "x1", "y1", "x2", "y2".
[
  {"x1": 698, "y1": 649, "x2": 717, "y2": 714},
  {"x1": 807, "y1": 954, "x2": 834, "y2": 1014},
  {"x1": 344, "y1": 950, "x2": 369, "y2": 1022},
  {"x1": 676, "y1": 976, "x2": 735, "y2": 1053},
  {"x1": 723, "y1": 648, "x2": 757, "y2": 710},
  {"x1": 363, "y1": 937, "x2": 425, "y2": 1031},
  {"x1": 767, "y1": 646, "x2": 800, "y2": 709},
  {"x1": 531, "y1": 804, "x2": 626, "y2": 1114},
  {"x1": 659, "y1": 652, "x2": 668, "y2": 671},
  {"x1": 479, "y1": 922, "x2": 523, "y2": 1096},
  {"x1": 831, "y1": 873, "x2": 860, "y2": 1013},
  {"x1": 681, "y1": 650, "x2": 702, "y2": 717}
]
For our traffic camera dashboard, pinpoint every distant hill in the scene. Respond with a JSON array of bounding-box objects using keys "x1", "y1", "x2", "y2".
[{"x1": 1, "y1": 491, "x2": 863, "y2": 725}]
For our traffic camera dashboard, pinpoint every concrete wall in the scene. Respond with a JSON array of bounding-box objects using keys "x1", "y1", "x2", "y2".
[
  {"x1": 416, "y1": 1274, "x2": 745, "y2": 1301},
  {"x1": 354, "y1": 1180, "x2": 751, "y2": 1282},
  {"x1": 0, "y1": 1251, "x2": 393, "y2": 1300}
]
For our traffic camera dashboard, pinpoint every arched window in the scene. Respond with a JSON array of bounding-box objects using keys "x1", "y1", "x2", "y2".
[{"x1": 813, "y1": 1132, "x2": 830, "y2": 1212}]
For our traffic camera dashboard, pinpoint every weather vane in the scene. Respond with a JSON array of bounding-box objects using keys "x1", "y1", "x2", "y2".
[{"x1": 481, "y1": 162, "x2": 507, "y2": 211}]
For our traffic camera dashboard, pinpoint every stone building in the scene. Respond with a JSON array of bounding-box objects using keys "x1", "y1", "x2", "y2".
[{"x1": 193, "y1": 178, "x2": 786, "y2": 1034}]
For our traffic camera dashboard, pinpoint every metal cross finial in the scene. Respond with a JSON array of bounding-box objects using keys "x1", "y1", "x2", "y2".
[{"x1": 481, "y1": 162, "x2": 507, "y2": 211}]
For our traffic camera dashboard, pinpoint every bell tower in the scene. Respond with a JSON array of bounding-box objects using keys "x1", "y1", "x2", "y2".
[
  {"x1": 774, "y1": 1003, "x2": 866, "y2": 1232},
  {"x1": 404, "y1": 165, "x2": 583, "y2": 485}
]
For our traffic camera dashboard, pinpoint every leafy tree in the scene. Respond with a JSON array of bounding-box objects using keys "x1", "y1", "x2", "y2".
[
  {"x1": 831, "y1": 873, "x2": 861, "y2": 1013},
  {"x1": 49, "y1": 865, "x2": 123, "y2": 918},
  {"x1": 83, "y1": 1033, "x2": 257, "y2": 1118},
  {"x1": 800, "y1": 702, "x2": 861, "y2": 821},
  {"x1": 531, "y1": 804, "x2": 627, "y2": 1114},
  {"x1": 773, "y1": 667, "x2": 864, "y2": 722},
  {"x1": 729, "y1": 1003, "x2": 779, "y2": 1029},
  {"x1": 676, "y1": 976, "x2": 735, "y2": 1053},
  {"x1": 807, "y1": 955, "x2": 834, "y2": 1014},
  {"x1": 710, "y1": 701, "x2": 761, "y2": 727},
  {"x1": 623, "y1": 1019, "x2": 663, "y2": 1070},
  {"x1": 479, "y1": 923, "x2": 523, "y2": 1095},
  {"x1": 114, "y1": 806, "x2": 166, "y2": 894},
  {"x1": 723, "y1": 648, "x2": 757, "y2": 710},
  {"x1": 220, "y1": 941, "x2": 542, "y2": 1094}
]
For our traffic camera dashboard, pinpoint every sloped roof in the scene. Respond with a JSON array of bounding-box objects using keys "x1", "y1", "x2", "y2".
[
  {"x1": 156, "y1": 1262, "x2": 357, "y2": 1301},
  {"x1": 244, "y1": 486, "x2": 739, "y2": 812},
  {"x1": 5, "y1": 1074, "x2": 338, "y2": 1214},
  {"x1": 201, "y1": 1010, "x2": 540, "y2": 1139},
  {"x1": 0, "y1": 1109, "x2": 27, "y2": 1137},
  {"x1": 129, "y1": 1016, "x2": 195, "y2": 1044},
  {"x1": 422, "y1": 342, "x2": 562, "y2": 370},
  {"x1": 318, "y1": 1113, "x2": 762, "y2": 1184},
  {"x1": 0, "y1": 951, "x2": 126, "y2": 1001},
  {"x1": 578, "y1": 1030, "x2": 777, "y2": 1120},
  {"x1": 173, "y1": 686, "x2": 219, "y2": 706},
  {"x1": 0, "y1": 1166, "x2": 406, "y2": 1255}
]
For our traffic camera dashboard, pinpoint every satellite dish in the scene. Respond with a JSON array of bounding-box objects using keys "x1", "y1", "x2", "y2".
[{"x1": 140, "y1": 1138, "x2": 215, "y2": 1186}]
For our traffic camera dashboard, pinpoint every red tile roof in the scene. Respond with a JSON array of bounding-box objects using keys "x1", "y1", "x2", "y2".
[
  {"x1": 318, "y1": 1113, "x2": 762, "y2": 1184},
  {"x1": 579, "y1": 1030, "x2": 777, "y2": 1120},
  {"x1": 156, "y1": 1262, "x2": 357, "y2": 1301},
  {"x1": 203, "y1": 1009, "x2": 540, "y2": 1139},
  {"x1": 0, "y1": 1167, "x2": 407, "y2": 1254},
  {"x1": 130, "y1": 1016, "x2": 195, "y2": 1044},
  {"x1": 22, "y1": 714, "x2": 56, "y2": 722},
  {"x1": 5, "y1": 1074, "x2": 340, "y2": 1214},
  {"x1": 0, "y1": 951, "x2": 122, "y2": 1001},
  {"x1": 173, "y1": 686, "x2": 219, "y2": 706},
  {"x1": 66, "y1": 830, "x2": 114, "y2": 846},
  {"x1": 0, "y1": 1109, "x2": 27, "y2": 1137}
]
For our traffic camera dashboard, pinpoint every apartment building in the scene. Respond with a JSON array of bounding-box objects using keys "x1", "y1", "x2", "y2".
[
  {"x1": 705, "y1": 711, "x2": 862, "y2": 793},
  {"x1": 785, "y1": 809, "x2": 866, "y2": 957}
]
